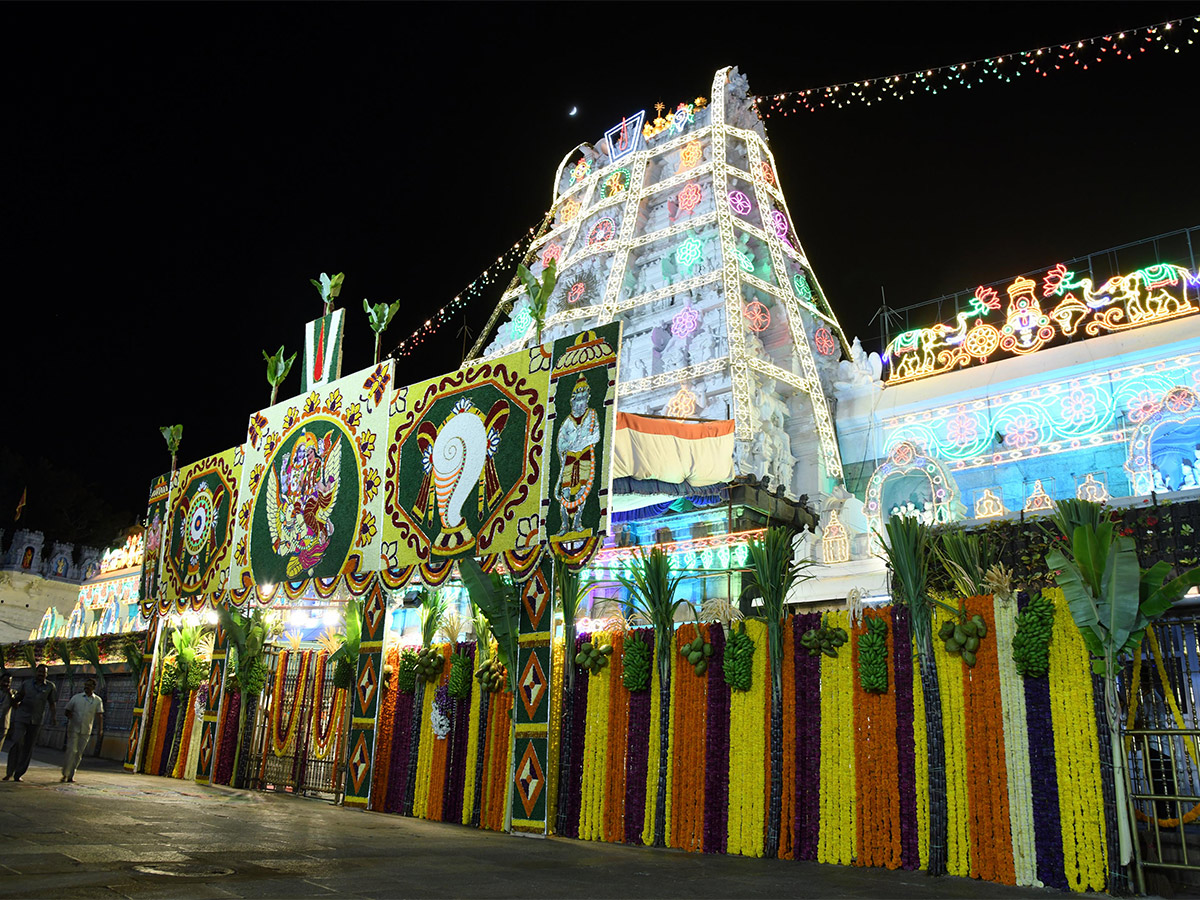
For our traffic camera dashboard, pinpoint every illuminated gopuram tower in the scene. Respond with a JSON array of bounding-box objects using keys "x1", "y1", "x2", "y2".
[{"x1": 471, "y1": 67, "x2": 849, "y2": 521}]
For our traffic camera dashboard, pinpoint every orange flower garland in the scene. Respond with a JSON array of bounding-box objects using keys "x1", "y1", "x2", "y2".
[
  {"x1": 370, "y1": 648, "x2": 399, "y2": 811},
  {"x1": 604, "y1": 632, "x2": 630, "y2": 844},
  {"x1": 172, "y1": 690, "x2": 197, "y2": 779},
  {"x1": 427, "y1": 645, "x2": 452, "y2": 822},
  {"x1": 271, "y1": 650, "x2": 313, "y2": 756},
  {"x1": 670, "y1": 623, "x2": 707, "y2": 852},
  {"x1": 962, "y1": 596, "x2": 1016, "y2": 885},
  {"x1": 853, "y1": 610, "x2": 901, "y2": 869}
]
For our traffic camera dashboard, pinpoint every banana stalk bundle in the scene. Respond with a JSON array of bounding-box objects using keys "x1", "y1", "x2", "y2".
[
  {"x1": 1012, "y1": 593, "x2": 1055, "y2": 678},
  {"x1": 724, "y1": 625, "x2": 754, "y2": 691},
  {"x1": 622, "y1": 633, "x2": 652, "y2": 692},
  {"x1": 447, "y1": 651, "x2": 472, "y2": 699},
  {"x1": 800, "y1": 622, "x2": 848, "y2": 658},
  {"x1": 857, "y1": 616, "x2": 889, "y2": 693},
  {"x1": 475, "y1": 658, "x2": 507, "y2": 693},
  {"x1": 395, "y1": 649, "x2": 419, "y2": 693}
]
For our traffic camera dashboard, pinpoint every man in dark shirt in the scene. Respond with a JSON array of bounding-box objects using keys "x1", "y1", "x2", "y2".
[{"x1": 3, "y1": 664, "x2": 57, "y2": 782}]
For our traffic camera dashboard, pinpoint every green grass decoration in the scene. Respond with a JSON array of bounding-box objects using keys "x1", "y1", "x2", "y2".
[
  {"x1": 724, "y1": 624, "x2": 755, "y2": 691},
  {"x1": 858, "y1": 616, "x2": 889, "y2": 693},
  {"x1": 1012, "y1": 593, "x2": 1055, "y2": 677},
  {"x1": 621, "y1": 633, "x2": 652, "y2": 692}
]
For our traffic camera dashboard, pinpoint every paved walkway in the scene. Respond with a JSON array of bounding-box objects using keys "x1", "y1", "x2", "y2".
[{"x1": 0, "y1": 746, "x2": 1057, "y2": 899}]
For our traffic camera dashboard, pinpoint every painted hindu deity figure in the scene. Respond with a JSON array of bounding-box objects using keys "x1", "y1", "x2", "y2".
[
  {"x1": 267, "y1": 429, "x2": 341, "y2": 577},
  {"x1": 555, "y1": 374, "x2": 601, "y2": 535}
]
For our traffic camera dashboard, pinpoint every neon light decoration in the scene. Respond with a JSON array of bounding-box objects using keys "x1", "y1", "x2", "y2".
[
  {"x1": 568, "y1": 282, "x2": 586, "y2": 304},
  {"x1": 734, "y1": 247, "x2": 756, "y2": 274},
  {"x1": 677, "y1": 182, "x2": 703, "y2": 214},
  {"x1": 1125, "y1": 385, "x2": 1200, "y2": 495},
  {"x1": 570, "y1": 158, "x2": 592, "y2": 184},
  {"x1": 669, "y1": 102, "x2": 695, "y2": 136},
  {"x1": 587, "y1": 217, "x2": 617, "y2": 246},
  {"x1": 864, "y1": 441, "x2": 963, "y2": 538},
  {"x1": 821, "y1": 509, "x2": 850, "y2": 564},
  {"x1": 675, "y1": 234, "x2": 705, "y2": 270},
  {"x1": 884, "y1": 262, "x2": 1199, "y2": 384},
  {"x1": 604, "y1": 110, "x2": 645, "y2": 163},
  {"x1": 558, "y1": 197, "x2": 581, "y2": 224},
  {"x1": 760, "y1": 161, "x2": 775, "y2": 185},
  {"x1": 541, "y1": 242, "x2": 563, "y2": 268},
  {"x1": 603, "y1": 168, "x2": 630, "y2": 197},
  {"x1": 671, "y1": 305, "x2": 701, "y2": 340},
  {"x1": 1023, "y1": 480, "x2": 1054, "y2": 512},
  {"x1": 728, "y1": 190, "x2": 753, "y2": 216},
  {"x1": 679, "y1": 140, "x2": 703, "y2": 171},
  {"x1": 974, "y1": 488, "x2": 1006, "y2": 519},
  {"x1": 792, "y1": 272, "x2": 813, "y2": 302},
  {"x1": 1076, "y1": 473, "x2": 1110, "y2": 503},
  {"x1": 814, "y1": 327, "x2": 835, "y2": 356},
  {"x1": 743, "y1": 301, "x2": 770, "y2": 332},
  {"x1": 665, "y1": 385, "x2": 699, "y2": 418},
  {"x1": 770, "y1": 210, "x2": 789, "y2": 239},
  {"x1": 587, "y1": 528, "x2": 763, "y2": 578},
  {"x1": 508, "y1": 305, "x2": 533, "y2": 340}
]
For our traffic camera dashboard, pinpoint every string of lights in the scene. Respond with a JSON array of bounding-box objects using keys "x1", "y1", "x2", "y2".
[
  {"x1": 752, "y1": 15, "x2": 1197, "y2": 116},
  {"x1": 388, "y1": 226, "x2": 540, "y2": 358}
]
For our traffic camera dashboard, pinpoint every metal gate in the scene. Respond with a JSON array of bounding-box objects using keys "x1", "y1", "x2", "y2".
[
  {"x1": 1123, "y1": 613, "x2": 1200, "y2": 896},
  {"x1": 248, "y1": 645, "x2": 348, "y2": 801}
]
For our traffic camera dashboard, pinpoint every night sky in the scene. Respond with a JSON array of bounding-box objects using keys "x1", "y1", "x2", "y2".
[{"x1": 5, "y1": 2, "x2": 1196, "y2": 548}]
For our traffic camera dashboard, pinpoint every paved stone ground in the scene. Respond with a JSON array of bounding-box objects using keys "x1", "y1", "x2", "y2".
[{"x1": 0, "y1": 746, "x2": 1058, "y2": 899}]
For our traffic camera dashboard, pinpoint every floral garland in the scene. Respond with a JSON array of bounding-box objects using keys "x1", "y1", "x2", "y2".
[
  {"x1": 271, "y1": 649, "x2": 312, "y2": 757},
  {"x1": 891, "y1": 606, "x2": 921, "y2": 870},
  {"x1": 911, "y1": 644, "x2": 930, "y2": 871},
  {"x1": 564, "y1": 633, "x2": 591, "y2": 839},
  {"x1": 933, "y1": 606, "x2": 970, "y2": 876},
  {"x1": 443, "y1": 642, "x2": 475, "y2": 824},
  {"x1": 962, "y1": 597, "x2": 1015, "y2": 885},
  {"x1": 546, "y1": 636, "x2": 566, "y2": 831},
  {"x1": 626, "y1": 629, "x2": 654, "y2": 845},
  {"x1": 641, "y1": 645, "x2": 662, "y2": 846},
  {"x1": 817, "y1": 610, "x2": 855, "y2": 865},
  {"x1": 853, "y1": 610, "x2": 901, "y2": 869},
  {"x1": 385, "y1": 684, "x2": 415, "y2": 814},
  {"x1": 703, "y1": 625, "x2": 731, "y2": 853},
  {"x1": 779, "y1": 618, "x2": 796, "y2": 859},
  {"x1": 213, "y1": 688, "x2": 240, "y2": 786},
  {"x1": 426, "y1": 646, "x2": 452, "y2": 821},
  {"x1": 728, "y1": 618, "x2": 767, "y2": 857},
  {"x1": 370, "y1": 649, "x2": 397, "y2": 810},
  {"x1": 670, "y1": 624, "x2": 707, "y2": 852},
  {"x1": 1045, "y1": 588, "x2": 1107, "y2": 892},
  {"x1": 413, "y1": 654, "x2": 438, "y2": 818},
  {"x1": 992, "y1": 596, "x2": 1038, "y2": 886},
  {"x1": 793, "y1": 612, "x2": 822, "y2": 860},
  {"x1": 313, "y1": 658, "x2": 346, "y2": 762},
  {"x1": 604, "y1": 632, "x2": 630, "y2": 845},
  {"x1": 580, "y1": 629, "x2": 611, "y2": 841},
  {"x1": 1020, "y1": 593, "x2": 1068, "y2": 891}
]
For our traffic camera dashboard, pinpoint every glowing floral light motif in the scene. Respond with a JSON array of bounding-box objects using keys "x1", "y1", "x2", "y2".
[
  {"x1": 743, "y1": 300, "x2": 770, "y2": 332},
  {"x1": 677, "y1": 182, "x2": 703, "y2": 214},
  {"x1": 728, "y1": 190, "x2": 753, "y2": 216},
  {"x1": 1003, "y1": 413, "x2": 1039, "y2": 449},
  {"x1": 567, "y1": 282, "x2": 586, "y2": 304},
  {"x1": 1060, "y1": 387, "x2": 1097, "y2": 426},
  {"x1": 947, "y1": 413, "x2": 978, "y2": 448},
  {"x1": 541, "y1": 242, "x2": 563, "y2": 268},
  {"x1": 1076, "y1": 473, "x2": 1110, "y2": 503},
  {"x1": 1024, "y1": 480, "x2": 1054, "y2": 512},
  {"x1": 814, "y1": 327, "x2": 836, "y2": 356},
  {"x1": 734, "y1": 247, "x2": 755, "y2": 274},
  {"x1": 508, "y1": 305, "x2": 533, "y2": 340},
  {"x1": 679, "y1": 140, "x2": 703, "y2": 171},
  {"x1": 760, "y1": 161, "x2": 775, "y2": 185},
  {"x1": 792, "y1": 271, "x2": 813, "y2": 302},
  {"x1": 770, "y1": 210, "x2": 789, "y2": 239},
  {"x1": 671, "y1": 305, "x2": 701, "y2": 340},
  {"x1": 1127, "y1": 390, "x2": 1162, "y2": 424},
  {"x1": 665, "y1": 385, "x2": 698, "y2": 418},
  {"x1": 570, "y1": 158, "x2": 592, "y2": 184},
  {"x1": 675, "y1": 235, "x2": 705, "y2": 269},
  {"x1": 587, "y1": 217, "x2": 616, "y2": 246},
  {"x1": 604, "y1": 168, "x2": 630, "y2": 197},
  {"x1": 821, "y1": 509, "x2": 850, "y2": 564},
  {"x1": 558, "y1": 198, "x2": 580, "y2": 224},
  {"x1": 974, "y1": 488, "x2": 1006, "y2": 519}
]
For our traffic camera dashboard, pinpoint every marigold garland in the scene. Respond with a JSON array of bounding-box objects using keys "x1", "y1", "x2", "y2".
[
  {"x1": 312, "y1": 650, "x2": 342, "y2": 760},
  {"x1": 371, "y1": 648, "x2": 399, "y2": 810},
  {"x1": 172, "y1": 690, "x2": 197, "y2": 779},
  {"x1": 853, "y1": 610, "x2": 901, "y2": 869},
  {"x1": 816, "y1": 610, "x2": 855, "y2": 865},
  {"x1": 992, "y1": 596, "x2": 1038, "y2": 887},
  {"x1": 727, "y1": 618, "x2": 767, "y2": 857},
  {"x1": 270, "y1": 649, "x2": 312, "y2": 757},
  {"x1": 580, "y1": 629, "x2": 611, "y2": 841},
  {"x1": 546, "y1": 636, "x2": 566, "y2": 831},
  {"x1": 1045, "y1": 588, "x2": 1107, "y2": 892},
  {"x1": 933, "y1": 606, "x2": 970, "y2": 877},
  {"x1": 604, "y1": 631, "x2": 630, "y2": 845},
  {"x1": 670, "y1": 624, "x2": 707, "y2": 853}
]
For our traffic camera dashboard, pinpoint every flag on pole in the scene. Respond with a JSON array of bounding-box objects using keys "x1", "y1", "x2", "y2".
[{"x1": 14, "y1": 487, "x2": 26, "y2": 521}]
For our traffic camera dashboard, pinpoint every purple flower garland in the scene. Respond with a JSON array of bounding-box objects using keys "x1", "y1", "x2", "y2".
[
  {"x1": 1020, "y1": 593, "x2": 1068, "y2": 891},
  {"x1": 891, "y1": 605, "x2": 920, "y2": 869},
  {"x1": 703, "y1": 624, "x2": 730, "y2": 854},
  {"x1": 563, "y1": 631, "x2": 591, "y2": 840},
  {"x1": 213, "y1": 689, "x2": 240, "y2": 786},
  {"x1": 624, "y1": 628, "x2": 654, "y2": 844},
  {"x1": 385, "y1": 688, "x2": 415, "y2": 813},
  {"x1": 157, "y1": 694, "x2": 179, "y2": 776},
  {"x1": 442, "y1": 641, "x2": 475, "y2": 822},
  {"x1": 793, "y1": 612, "x2": 822, "y2": 860}
]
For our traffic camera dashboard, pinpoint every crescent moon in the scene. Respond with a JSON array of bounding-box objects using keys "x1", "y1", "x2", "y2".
[{"x1": 569, "y1": 106, "x2": 578, "y2": 116}]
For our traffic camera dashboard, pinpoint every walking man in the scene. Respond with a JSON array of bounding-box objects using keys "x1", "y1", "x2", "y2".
[
  {"x1": 0, "y1": 673, "x2": 13, "y2": 744},
  {"x1": 3, "y1": 664, "x2": 57, "y2": 782},
  {"x1": 62, "y1": 678, "x2": 104, "y2": 783}
]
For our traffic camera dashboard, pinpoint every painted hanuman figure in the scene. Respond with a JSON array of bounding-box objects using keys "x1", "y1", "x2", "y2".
[{"x1": 554, "y1": 374, "x2": 601, "y2": 535}]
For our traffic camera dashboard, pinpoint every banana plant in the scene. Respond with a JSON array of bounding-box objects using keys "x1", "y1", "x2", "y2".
[
  {"x1": 616, "y1": 546, "x2": 692, "y2": 848},
  {"x1": 311, "y1": 271, "x2": 344, "y2": 315},
  {"x1": 517, "y1": 258, "x2": 557, "y2": 344},
  {"x1": 329, "y1": 597, "x2": 362, "y2": 690},
  {"x1": 363, "y1": 299, "x2": 400, "y2": 365},
  {"x1": 121, "y1": 635, "x2": 145, "y2": 682},
  {"x1": 459, "y1": 559, "x2": 520, "y2": 696},
  {"x1": 164, "y1": 624, "x2": 208, "y2": 775},
  {"x1": 738, "y1": 527, "x2": 816, "y2": 859},
  {"x1": 216, "y1": 606, "x2": 272, "y2": 788},
  {"x1": 262, "y1": 345, "x2": 297, "y2": 406},
  {"x1": 1047, "y1": 499, "x2": 1200, "y2": 869},
  {"x1": 160, "y1": 424, "x2": 183, "y2": 473}
]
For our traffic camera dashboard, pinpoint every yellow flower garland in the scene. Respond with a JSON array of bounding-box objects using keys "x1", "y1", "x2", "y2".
[
  {"x1": 580, "y1": 630, "x2": 611, "y2": 842},
  {"x1": 817, "y1": 611, "x2": 855, "y2": 865},
  {"x1": 912, "y1": 642, "x2": 930, "y2": 870},
  {"x1": 992, "y1": 598, "x2": 1038, "y2": 886},
  {"x1": 642, "y1": 648, "x2": 661, "y2": 845},
  {"x1": 933, "y1": 606, "x2": 970, "y2": 877},
  {"x1": 546, "y1": 636, "x2": 565, "y2": 832},
  {"x1": 727, "y1": 618, "x2": 768, "y2": 857},
  {"x1": 413, "y1": 650, "x2": 438, "y2": 818},
  {"x1": 1045, "y1": 588, "x2": 1107, "y2": 892}
]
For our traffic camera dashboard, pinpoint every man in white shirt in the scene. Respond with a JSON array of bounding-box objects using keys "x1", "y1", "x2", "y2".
[{"x1": 61, "y1": 678, "x2": 104, "y2": 783}]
